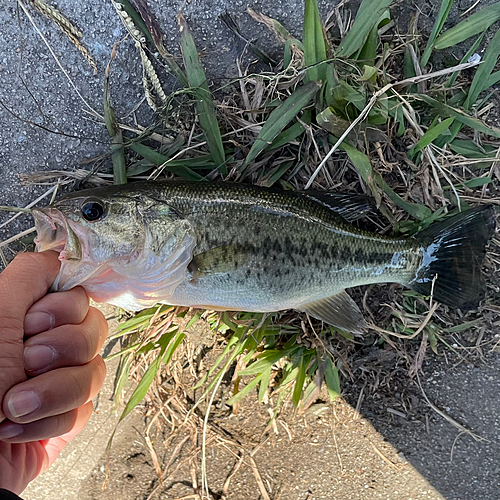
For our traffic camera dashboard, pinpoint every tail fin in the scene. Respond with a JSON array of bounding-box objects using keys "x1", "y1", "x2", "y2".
[{"x1": 409, "y1": 205, "x2": 496, "y2": 310}]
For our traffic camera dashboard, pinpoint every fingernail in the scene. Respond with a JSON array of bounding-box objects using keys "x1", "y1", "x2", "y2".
[
  {"x1": 8, "y1": 391, "x2": 41, "y2": 418},
  {"x1": 24, "y1": 312, "x2": 55, "y2": 335},
  {"x1": 0, "y1": 423, "x2": 23, "y2": 439},
  {"x1": 24, "y1": 345, "x2": 56, "y2": 372}
]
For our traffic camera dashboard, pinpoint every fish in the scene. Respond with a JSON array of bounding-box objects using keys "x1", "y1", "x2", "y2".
[{"x1": 32, "y1": 181, "x2": 496, "y2": 333}]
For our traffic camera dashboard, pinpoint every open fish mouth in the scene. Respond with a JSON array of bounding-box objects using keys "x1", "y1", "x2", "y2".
[
  {"x1": 32, "y1": 208, "x2": 83, "y2": 260},
  {"x1": 34, "y1": 208, "x2": 69, "y2": 253},
  {"x1": 32, "y1": 207, "x2": 95, "y2": 291}
]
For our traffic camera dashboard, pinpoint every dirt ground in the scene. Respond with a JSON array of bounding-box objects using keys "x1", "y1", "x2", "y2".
[
  {"x1": 1, "y1": 1, "x2": 499, "y2": 499},
  {"x1": 73, "y1": 350, "x2": 500, "y2": 500}
]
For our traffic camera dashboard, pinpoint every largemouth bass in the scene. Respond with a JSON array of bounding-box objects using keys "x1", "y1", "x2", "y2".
[{"x1": 32, "y1": 182, "x2": 495, "y2": 333}]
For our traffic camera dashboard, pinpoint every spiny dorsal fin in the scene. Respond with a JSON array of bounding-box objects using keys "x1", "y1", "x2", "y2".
[
  {"x1": 300, "y1": 192, "x2": 374, "y2": 222},
  {"x1": 298, "y1": 290, "x2": 367, "y2": 334}
]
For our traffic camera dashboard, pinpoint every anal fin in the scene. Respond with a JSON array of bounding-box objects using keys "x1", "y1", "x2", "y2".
[{"x1": 298, "y1": 290, "x2": 367, "y2": 334}]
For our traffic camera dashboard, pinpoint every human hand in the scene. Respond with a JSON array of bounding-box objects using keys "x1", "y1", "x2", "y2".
[{"x1": 0, "y1": 252, "x2": 107, "y2": 495}]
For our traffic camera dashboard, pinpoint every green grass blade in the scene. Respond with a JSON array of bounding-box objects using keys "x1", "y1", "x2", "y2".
[
  {"x1": 368, "y1": 91, "x2": 389, "y2": 125},
  {"x1": 407, "y1": 117, "x2": 454, "y2": 157},
  {"x1": 442, "y1": 319, "x2": 483, "y2": 333},
  {"x1": 258, "y1": 368, "x2": 271, "y2": 403},
  {"x1": 299, "y1": 379, "x2": 319, "y2": 409},
  {"x1": 259, "y1": 160, "x2": 295, "y2": 187},
  {"x1": 357, "y1": 10, "x2": 391, "y2": 63},
  {"x1": 226, "y1": 372, "x2": 267, "y2": 405},
  {"x1": 243, "y1": 81, "x2": 320, "y2": 168},
  {"x1": 339, "y1": 141, "x2": 381, "y2": 207},
  {"x1": 265, "y1": 120, "x2": 307, "y2": 151},
  {"x1": 332, "y1": 80, "x2": 366, "y2": 112},
  {"x1": 434, "y1": 3, "x2": 500, "y2": 50},
  {"x1": 340, "y1": 142, "x2": 432, "y2": 220},
  {"x1": 387, "y1": 93, "x2": 406, "y2": 136},
  {"x1": 462, "y1": 176, "x2": 492, "y2": 188},
  {"x1": 162, "y1": 330, "x2": 186, "y2": 364},
  {"x1": 303, "y1": 0, "x2": 328, "y2": 81},
  {"x1": 266, "y1": 108, "x2": 312, "y2": 152},
  {"x1": 178, "y1": 14, "x2": 226, "y2": 175},
  {"x1": 119, "y1": 332, "x2": 174, "y2": 422},
  {"x1": 420, "y1": 0, "x2": 454, "y2": 66},
  {"x1": 336, "y1": 0, "x2": 393, "y2": 58},
  {"x1": 113, "y1": 307, "x2": 163, "y2": 335},
  {"x1": 292, "y1": 353, "x2": 307, "y2": 407},
  {"x1": 445, "y1": 32, "x2": 485, "y2": 87},
  {"x1": 238, "y1": 348, "x2": 296, "y2": 376},
  {"x1": 449, "y1": 139, "x2": 497, "y2": 159},
  {"x1": 130, "y1": 142, "x2": 205, "y2": 180},
  {"x1": 357, "y1": 24, "x2": 379, "y2": 64},
  {"x1": 275, "y1": 366, "x2": 300, "y2": 392},
  {"x1": 324, "y1": 358, "x2": 340, "y2": 401},
  {"x1": 484, "y1": 70, "x2": 500, "y2": 90},
  {"x1": 111, "y1": 354, "x2": 132, "y2": 404},
  {"x1": 127, "y1": 154, "x2": 218, "y2": 177},
  {"x1": 416, "y1": 94, "x2": 500, "y2": 138},
  {"x1": 105, "y1": 334, "x2": 174, "y2": 460},
  {"x1": 464, "y1": 29, "x2": 500, "y2": 108},
  {"x1": 191, "y1": 326, "x2": 249, "y2": 390},
  {"x1": 403, "y1": 44, "x2": 417, "y2": 80}
]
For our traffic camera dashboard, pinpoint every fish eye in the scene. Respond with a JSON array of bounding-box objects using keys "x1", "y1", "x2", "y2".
[{"x1": 81, "y1": 199, "x2": 105, "y2": 222}]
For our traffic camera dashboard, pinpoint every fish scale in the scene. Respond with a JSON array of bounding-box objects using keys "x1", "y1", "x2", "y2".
[{"x1": 130, "y1": 182, "x2": 422, "y2": 311}]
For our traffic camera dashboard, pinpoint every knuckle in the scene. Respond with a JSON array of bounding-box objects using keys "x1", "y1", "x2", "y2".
[
  {"x1": 93, "y1": 355, "x2": 107, "y2": 379},
  {"x1": 10, "y1": 252, "x2": 48, "y2": 275},
  {"x1": 67, "y1": 371, "x2": 88, "y2": 404},
  {"x1": 12, "y1": 252, "x2": 37, "y2": 268},
  {"x1": 79, "y1": 323, "x2": 96, "y2": 358},
  {"x1": 89, "y1": 307, "x2": 109, "y2": 337},
  {"x1": 55, "y1": 410, "x2": 78, "y2": 436},
  {"x1": 74, "y1": 287, "x2": 90, "y2": 321}
]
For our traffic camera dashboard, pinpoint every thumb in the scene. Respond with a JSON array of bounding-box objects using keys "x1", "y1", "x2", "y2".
[{"x1": 0, "y1": 252, "x2": 60, "y2": 422}]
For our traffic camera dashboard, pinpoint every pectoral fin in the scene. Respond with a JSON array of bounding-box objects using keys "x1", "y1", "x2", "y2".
[
  {"x1": 190, "y1": 244, "x2": 250, "y2": 277},
  {"x1": 298, "y1": 290, "x2": 367, "y2": 334}
]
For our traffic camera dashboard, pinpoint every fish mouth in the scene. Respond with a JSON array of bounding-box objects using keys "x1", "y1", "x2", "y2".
[
  {"x1": 33, "y1": 207, "x2": 93, "y2": 291},
  {"x1": 33, "y1": 208, "x2": 81, "y2": 259},
  {"x1": 34, "y1": 208, "x2": 67, "y2": 252}
]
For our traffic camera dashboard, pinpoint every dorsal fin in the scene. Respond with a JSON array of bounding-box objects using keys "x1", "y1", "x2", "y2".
[{"x1": 300, "y1": 192, "x2": 374, "y2": 222}]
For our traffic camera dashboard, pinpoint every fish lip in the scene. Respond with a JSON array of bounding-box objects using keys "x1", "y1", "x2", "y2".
[
  {"x1": 33, "y1": 207, "x2": 68, "y2": 253},
  {"x1": 32, "y1": 207, "x2": 82, "y2": 260}
]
